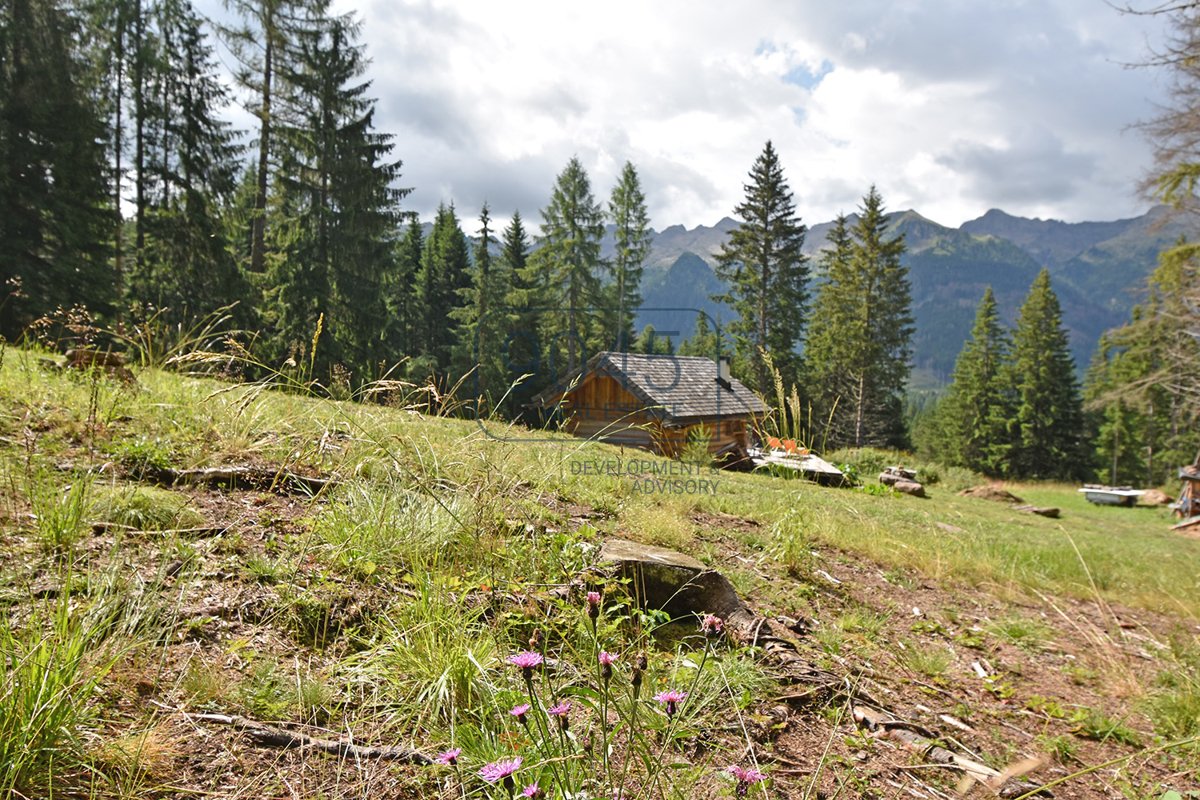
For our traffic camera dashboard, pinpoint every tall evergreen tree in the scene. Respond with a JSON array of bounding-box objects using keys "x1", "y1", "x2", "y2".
[
  {"x1": 678, "y1": 312, "x2": 721, "y2": 358},
  {"x1": 607, "y1": 161, "x2": 651, "y2": 351},
  {"x1": 222, "y1": 0, "x2": 324, "y2": 274},
  {"x1": 452, "y1": 204, "x2": 514, "y2": 406},
  {"x1": 1007, "y1": 269, "x2": 1086, "y2": 479},
  {"x1": 935, "y1": 288, "x2": 1015, "y2": 474},
  {"x1": 413, "y1": 203, "x2": 469, "y2": 376},
  {"x1": 383, "y1": 215, "x2": 422, "y2": 359},
  {"x1": 499, "y1": 211, "x2": 541, "y2": 408},
  {"x1": 265, "y1": 11, "x2": 407, "y2": 384},
  {"x1": 128, "y1": 0, "x2": 246, "y2": 325},
  {"x1": 806, "y1": 189, "x2": 913, "y2": 448},
  {"x1": 0, "y1": 0, "x2": 114, "y2": 337},
  {"x1": 531, "y1": 157, "x2": 606, "y2": 375},
  {"x1": 713, "y1": 140, "x2": 808, "y2": 392}
]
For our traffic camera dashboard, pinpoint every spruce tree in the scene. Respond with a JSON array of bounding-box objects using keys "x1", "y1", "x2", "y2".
[
  {"x1": 607, "y1": 161, "x2": 651, "y2": 351},
  {"x1": 713, "y1": 140, "x2": 808, "y2": 392},
  {"x1": 1007, "y1": 269, "x2": 1085, "y2": 479},
  {"x1": 128, "y1": 0, "x2": 247, "y2": 326},
  {"x1": 499, "y1": 211, "x2": 541, "y2": 409},
  {"x1": 266, "y1": 11, "x2": 407, "y2": 384},
  {"x1": 806, "y1": 189, "x2": 913, "y2": 448},
  {"x1": 413, "y1": 203, "x2": 469, "y2": 376},
  {"x1": 222, "y1": 0, "x2": 325, "y2": 274},
  {"x1": 678, "y1": 313, "x2": 720, "y2": 358},
  {"x1": 936, "y1": 288, "x2": 1015, "y2": 474},
  {"x1": 384, "y1": 216, "x2": 422, "y2": 359},
  {"x1": 0, "y1": 0, "x2": 114, "y2": 337},
  {"x1": 452, "y1": 204, "x2": 513, "y2": 406},
  {"x1": 531, "y1": 157, "x2": 606, "y2": 375}
]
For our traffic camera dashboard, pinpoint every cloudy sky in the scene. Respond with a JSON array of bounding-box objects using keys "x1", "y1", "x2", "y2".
[{"x1": 208, "y1": 0, "x2": 1174, "y2": 231}]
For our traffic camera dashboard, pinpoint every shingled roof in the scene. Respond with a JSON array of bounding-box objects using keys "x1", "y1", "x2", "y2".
[{"x1": 536, "y1": 351, "x2": 768, "y2": 425}]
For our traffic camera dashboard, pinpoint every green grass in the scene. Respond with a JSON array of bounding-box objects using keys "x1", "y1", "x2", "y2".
[
  {"x1": 0, "y1": 573, "x2": 143, "y2": 796},
  {"x1": 2, "y1": 345, "x2": 1199, "y2": 796}
]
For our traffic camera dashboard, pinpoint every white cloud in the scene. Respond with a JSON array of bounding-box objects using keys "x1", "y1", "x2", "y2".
[{"x1": 208, "y1": 0, "x2": 1171, "y2": 230}]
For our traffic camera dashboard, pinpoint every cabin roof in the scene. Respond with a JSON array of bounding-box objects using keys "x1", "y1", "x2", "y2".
[{"x1": 533, "y1": 351, "x2": 768, "y2": 424}]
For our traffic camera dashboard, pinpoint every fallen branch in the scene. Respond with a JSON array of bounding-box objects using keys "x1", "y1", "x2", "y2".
[
  {"x1": 189, "y1": 712, "x2": 433, "y2": 763},
  {"x1": 853, "y1": 705, "x2": 1047, "y2": 798}
]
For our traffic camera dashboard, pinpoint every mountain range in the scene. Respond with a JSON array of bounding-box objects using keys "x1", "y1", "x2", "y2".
[{"x1": 625, "y1": 205, "x2": 1194, "y2": 385}]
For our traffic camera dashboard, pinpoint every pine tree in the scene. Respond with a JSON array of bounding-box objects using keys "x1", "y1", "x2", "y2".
[
  {"x1": 499, "y1": 211, "x2": 541, "y2": 409},
  {"x1": 678, "y1": 312, "x2": 721, "y2": 358},
  {"x1": 266, "y1": 11, "x2": 407, "y2": 384},
  {"x1": 0, "y1": 0, "x2": 114, "y2": 338},
  {"x1": 806, "y1": 189, "x2": 913, "y2": 448},
  {"x1": 384, "y1": 216, "x2": 422, "y2": 359},
  {"x1": 936, "y1": 288, "x2": 1015, "y2": 474},
  {"x1": 452, "y1": 204, "x2": 514, "y2": 406},
  {"x1": 607, "y1": 161, "x2": 651, "y2": 351},
  {"x1": 222, "y1": 0, "x2": 325, "y2": 274},
  {"x1": 128, "y1": 0, "x2": 247, "y2": 326},
  {"x1": 713, "y1": 140, "x2": 808, "y2": 393},
  {"x1": 1007, "y1": 269, "x2": 1085, "y2": 479},
  {"x1": 413, "y1": 203, "x2": 469, "y2": 376},
  {"x1": 531, "y1": 157, "x2": 606, "y2": 375}
]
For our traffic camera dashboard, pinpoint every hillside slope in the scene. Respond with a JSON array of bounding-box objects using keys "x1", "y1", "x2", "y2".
[{"x1": 0, "y1": 352, "x2": 1196, "y2": 798}]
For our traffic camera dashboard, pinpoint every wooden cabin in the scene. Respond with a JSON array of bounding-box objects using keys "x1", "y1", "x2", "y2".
[{"x1": 532, "y1": 352, "x2": 768, "y2": 460}]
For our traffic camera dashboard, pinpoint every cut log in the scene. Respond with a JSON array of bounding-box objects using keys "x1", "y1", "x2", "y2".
[{"x1": 189, "y1": 712, "x2": 432, "y2": 763}]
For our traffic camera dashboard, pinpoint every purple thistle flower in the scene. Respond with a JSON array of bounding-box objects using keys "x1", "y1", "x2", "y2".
[
  {"x1": 701, "y1": 613, "x2": 725, "y2": 636},
  {"x1": 479, "y1": 756, "x2": 522, "y2": 783},
  {"x1": 508, "y1": 650, "x2": 543, "y2": 680},
  {"x1": 436, "y1": 747, "x2": 461, "y2": 765},
  {"x1": 510, "y1": 703, "x2": 531, "y2": 723},
  {"x1": 598, "y1": 650, "x2": 616, "y2": 680},
  {"x1": 548, "y1": 700, "x2": 571, "y2": 731},
  {"x1": 521, "y1": 782, "x2": 544, "y2": 798},
  {"x1": 654, "y1": 689, "x2": 687, "y2": 716},
  {"x1": 586, "y1": 590, "x2": 601, "y2": 619},
  {"x1": 727, "y1": 765, "x2": 767, "y2": 796}
]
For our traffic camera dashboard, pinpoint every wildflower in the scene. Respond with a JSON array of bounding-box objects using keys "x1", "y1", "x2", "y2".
[
  {"x1": 654, "y1": 689, "x2": 687, "y2": 716},
  {"x1": 521, "y1": 782, "x2": 544, "y2": 798},
  {"x1": 509, "y1": 703, "x2": 531, "y2": 724},
  {"x1": 548, "y1": 700, "x2": 571, "y2": 731},
  {"x1": 508, "y1": 651, "x2": 544, "y2": 681},
  {"x1": 700, "y1": 614, "x2": 724, "y2": 637},
  {"x1": 586, "y1": 590, "x2": 601, "y2": 619},
  {"x1": 727, "y1": 765, "x2": 767, "y2": 796},
  {"x1": 480, "y1": 756, "x2": 522, "y2": 789},
  {"x1": 436, "y1": 747, "x2": 461, "y2": 765},
  {"x1": 598, "y1": 650, "x2": 616, "y2": 681}
]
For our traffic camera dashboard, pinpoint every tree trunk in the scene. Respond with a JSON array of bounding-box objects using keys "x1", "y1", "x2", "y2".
[{"x1": 250, "y1": 35, "x2": 272, "y2": 273}]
